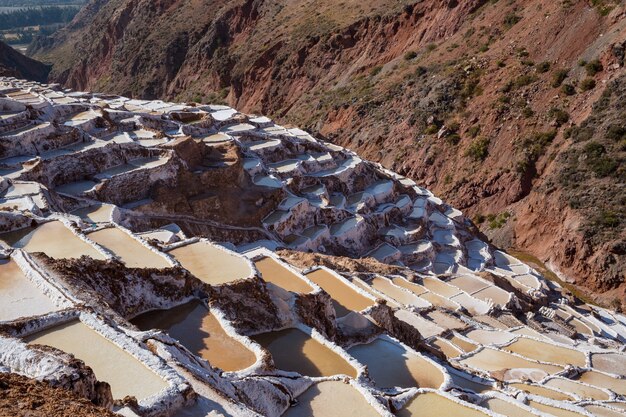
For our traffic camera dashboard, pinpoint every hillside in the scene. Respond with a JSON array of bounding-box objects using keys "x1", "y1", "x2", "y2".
[
  {"x1": 32, "y1": 0, "x2": 625, "y2": 308},
  {"x1": 0, "y1": 40, "x2": 49, "y2": 81}
]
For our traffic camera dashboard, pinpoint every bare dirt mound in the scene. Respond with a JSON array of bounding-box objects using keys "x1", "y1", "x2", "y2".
[{"x1": 0, "y1": 373, "x2": 116, "y2": 417}]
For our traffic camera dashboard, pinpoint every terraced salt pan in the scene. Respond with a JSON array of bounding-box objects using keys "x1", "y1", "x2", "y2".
[
  {"x1": 527, "y1": 400, "x2": 587, "y2": 417},
  {"x1": 590, "y1": 353, "x2": 626, "y2": 376},
  {"x1": 0, "y1": 258, "x2": 59, "y2": 321},
  {"x1": 421, "y1": 277, "x2": 461, "y2": 297},
  {"x1": 577, "y1": 370, "x2": 626, "y2": 395},
  {"x1": 370, "y1": 276, "x2": 429, "y2": 308},
  {"x1": 448, "y1": 275, "x2": 490, "y2": 293},
  {"x1": 283, "y1": 381, "x2": 380, "y2": 417},
  {"x1": 55, "y1": 180, "x2": 98, "y2": 196},
  {"x1": 132, "y1": 301, "x2": 256, "y2": 372},
  {"x1": 424, "y1": 310, "x2": 466, "y2": 330},
  {"x1": 305, "y1": 269, "x2": 375, "y2": 317},
  {"x1": 419, "y1": 291, "x2": 461, "y2": 310},
  {"x1": 348, "y1": 338, "x2": 444, "y2": 389},
  {"x1": 392, "y1": 277, "x2": 428, "y2": 295},
  {"x1": 431, "y1": 337, "x2": 463, "y2": 359},
  {"x1": 465, "y1": 329, "x2": 516, "y2": 346},
  {"x1": 71, "y1": 204, "x2": 113, "y2": 223},
  {"x1": 170, "y1": 241, "x2": 252, "y2": 285},
  {"x1": 503, "y1": 338, "x2": 587, "y2": 367},
  {"x1": 88, "y1": 227, "x2": 171, "y2": 269},
  {"x1": 544, "y1": 377, "x2": 610, "y2": 400},
  {"x1": 448, "y1": 370, "x2": 493, "y2": 393},
  {"x1": 510, "y1": 382, "x2": 574, "y2": 401},
  {"x1": 483, "y1": 397, "x2": 541, "y2": 417},
  {"x1": 252, "y1": 328, "x2": 356, "y2": 377},
  {"x1": 447, "y1": 334, "x2": 478, "y2": 353},
  {"x1": 26, "y1": 320, "x2": 167, "y2": 400},
  {"x1": 582, "y1": 405, "x2": 625, "y2": 417},
  {"x1": 0, "y1": 221, "x2": 106, "y2": 260},
  {"x1": 472, "y1": 286, "x2": 510, "y2": 306},
  {"x1": 459, "y1": 347, "x2": 562, "y2": 381},
  {"x1": 254, "y1": 256, "x2": 313, "y2": 293},
  {"x1": 395, "y1": 310, "x2": 444, "y2": 338},
  {"x1": 397, "y1": 392, "x2": 490, "y2": 417},
  {"x1": 450, "y1": 292, "x2": 491, "y2": 315}
]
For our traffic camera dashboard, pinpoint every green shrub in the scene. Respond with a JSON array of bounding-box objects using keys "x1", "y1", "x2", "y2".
[
  {"x1": 488, "y1": 212, "x2": 512, "y2": 229},
  {"x1": 465, "y1": 136, "x2": 491, "y2": 161},
  {"x1": 536, "y1": 61, "x2": 551, "y2": 73},
  {"x1": 503, "y1": 12, "x2": 522, "y2": 28},
  {"x1": 467, "y1": 125, "x2": 481, "y2": 138},
  {"x1": 548, "y1": 107, "x2": 570, "y2": 126},
  {"x1": 561, "y1": 83, "x2": 576, "y2": 96},
  {"x1": 424, "y1": 124, "x2": 439, "y2": 134},
  {"x1": 522, "y1": 106, "x2": 534, "y2": 118},
  {"x1": 404, "y1": 51, "x2": 417, "y2": 61},
  {"x1": 474, "y1": 213, "x2": 486, "y2": 224},
  {"x1": 605, "y1": 124, "x2": 626, "y2": 141},
  {"x1": 592, "y1": 210, "x2": 620, "y2": 228},
  {"x1": 370, "y1": 66, "x2": 382, "y2": 76},
  {"x1": 588, "y1": 156, "x2": 617, "y2": 177},
  {"x1": 585, "y1": 59, "x2": 603, "y2": 76},
  {"x1": 580, "y1": 78, "x2": 596, "y2": 91},
  {"x1": 514, "y1": 74, "x2": 537, "y2": 88},
  {"x1": 583, "y1": 141, "x2": 606, "y2": 158},
  {"x1": 552, "y1": 69, "x2": 569, "y2": 87},
  {"x1": 415, "y1": 66, "x2": 427, "y2": 76},
  {"x1": 445, "y1": 133, "x2": 461, "y2": 145},
  {"x1": 565, "y1": 125, "x2": 594, "y2": 142}
]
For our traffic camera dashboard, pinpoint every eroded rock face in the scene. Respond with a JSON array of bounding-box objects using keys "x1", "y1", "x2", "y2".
[{"x1": 0, "y1": 78, "x2": 624, "y2": 417}]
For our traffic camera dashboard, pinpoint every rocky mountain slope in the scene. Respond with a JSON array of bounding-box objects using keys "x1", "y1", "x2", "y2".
[
  {"x1": 0, "y1": 41, "x2": 49, "y2": 82},
  {"x1": 31, "y1": 0, "x2": 625, "y2": 307}
]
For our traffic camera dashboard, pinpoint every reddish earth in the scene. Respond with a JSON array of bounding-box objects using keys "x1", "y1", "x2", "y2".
[{"x1": 32, "y1": 0, "x2": 625, "y2": 308}]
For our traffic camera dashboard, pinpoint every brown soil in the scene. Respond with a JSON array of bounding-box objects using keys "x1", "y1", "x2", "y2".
[{"x1": 0, "y1": 373, "x2": 116, "y2": 417}]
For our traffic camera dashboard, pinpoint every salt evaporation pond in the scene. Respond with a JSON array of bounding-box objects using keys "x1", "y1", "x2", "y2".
[
  {"x1": 527, "y1": 400, "x2": 587, "y2": 417},
  {"x1": 71, "y1": 204, "x2": 113, "y2": 223},
  {"x1": 254, "y1": 257, "x2": 313, "y2": 293},
  {"x1": 577, "y1": 370, "x2": 626, "y2": 395},
  {"x1": 544, "y1": 377, "x2": 610, "y2": 400},
  {"x1": 509, "y1": 382, "x2": 574, "y2": 401},
  {"x1": 503, "y1": 338, "x2": 586, "y2": 367},
  {"x1": 88, "y1": 227, "x2": 170, "y2": 269},
  {"x1": 370, "y1": 276, "x2": 429, "y2": 308},
  {"x1": 170, "y1": 241, "x2": 252, "y2": 285},
  {"x1": 0, "y1": 221, "x2": 106, "y2": 260},
  {"x1": 305, "y1": 269, "x2": 374, "y2": 317},
  {"x1": 431, "y1": 337, "x2": 462, "y2": 359},
  {"x1": 252, "y1": 328, "x2": 356, "y2": 377},
  {"x1": 397, "y1": 392, "x2": 490, "y2": 417},
  {"x1": 582, "y1": 404, "x2": 625, "y2": 417},
  {"x1": 459, "y1": 348, "x2": 562, "y2": 380},
  {"x1": 483, "y1": 398, "x2": 540, "y2": 417},
  {"x1": 26, "y1": 320, "x2": 167, "y2": 400},
  {"x1": 283, "y1": 381, "x2": 380, "y2": 417},
  {"x1": 348, "y1": 338, "x2": 443, "y2": 389},
  {"x1": 132, "y1": 301, "x2": 256, "y2": 372},
  {"x1": 0, "y1": 259, "x2": 59, "y2": 321},
  {"x1": 590, "y1": 353, "x2": 626, "y2": 376}
]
